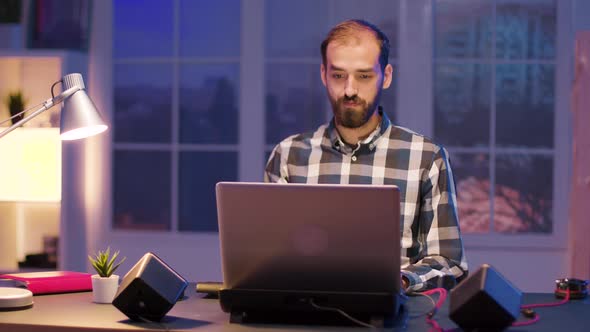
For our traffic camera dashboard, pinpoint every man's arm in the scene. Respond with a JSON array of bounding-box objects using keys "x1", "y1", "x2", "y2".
[
  {"x1": 264, "y1": 144, "x2": 286, "y2": 183},
  {"x1": 402, "y1": 147, "x2": 468, "y2": 292}
]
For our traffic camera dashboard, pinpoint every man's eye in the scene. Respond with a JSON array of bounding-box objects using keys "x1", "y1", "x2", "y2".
[
  {"x1": 359, "y1": 74, "x2": 372, "y2": 80},
  {"x1": 332, "y1": 73, "x2": 344, "y2": 79}
]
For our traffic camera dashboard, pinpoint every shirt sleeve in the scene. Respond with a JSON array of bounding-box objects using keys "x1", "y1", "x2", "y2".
[
  {"x1": 264, "y1": 144, "x2": 286, "y2": 183},
  {"x1": 401, "y1": 146, "x2": 468, "y2": 292}
]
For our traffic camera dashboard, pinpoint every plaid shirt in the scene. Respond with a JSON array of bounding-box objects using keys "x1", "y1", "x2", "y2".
[{"x1": 264, "y1": 111, "x2": 468, "y2": 292}]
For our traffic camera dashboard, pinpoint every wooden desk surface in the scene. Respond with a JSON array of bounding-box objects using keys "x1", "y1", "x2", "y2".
[{"x1": 1, "y1": 287, "x2": 589, "y2": 331}]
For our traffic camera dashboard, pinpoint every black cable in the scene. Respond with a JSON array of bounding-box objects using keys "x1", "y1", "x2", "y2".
[
  {"x1": 308, "y1": 298, "x2": 377, "y2": 329},
  {"x1": 50, "y1": 79, "x2": 62, "y2": 99}
]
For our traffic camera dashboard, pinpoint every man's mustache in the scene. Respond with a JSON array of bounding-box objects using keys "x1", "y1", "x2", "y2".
[{"x1": 339, "y1": 95, "x2": 364, "y2": 104}]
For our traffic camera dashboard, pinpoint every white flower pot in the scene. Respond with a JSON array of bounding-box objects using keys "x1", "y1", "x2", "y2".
[{"x1": 91, "y1": 274, "x2": 119, "y2": 304}]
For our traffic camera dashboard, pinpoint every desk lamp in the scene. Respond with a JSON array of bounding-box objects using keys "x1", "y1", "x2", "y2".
[
  {"x1": 0, "y1": 73, "x2": 107, "y2": 140},
  {"x1": 0, "y1": 73, "x2": 107, "y2": 311}
]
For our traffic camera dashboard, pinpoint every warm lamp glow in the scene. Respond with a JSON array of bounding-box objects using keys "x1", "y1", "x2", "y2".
[
  {"x1": 0, "y1": 128, "x2": 61, "y2": 202},
  {"x1": 60, "y1": 124, "x2": 108, "y2": 141}
]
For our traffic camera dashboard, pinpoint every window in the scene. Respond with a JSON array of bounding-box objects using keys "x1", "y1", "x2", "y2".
[
  {"x1": 112, "y1": 0, "x2": 400, "y2": 233},
  {"x1": 112, "y1": 0, "x2": 240, "y2": 232},
  {"x1": 433, "y1": 0, "x2": 557, "y2": 234},
  {"x1": 110, "y1": 0, "x2": 566, "y2": 241}
]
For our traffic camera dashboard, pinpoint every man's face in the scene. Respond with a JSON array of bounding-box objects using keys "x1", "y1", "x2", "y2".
[{"x1": 321, "y1": 34, "x2": 393, "y2": 129}]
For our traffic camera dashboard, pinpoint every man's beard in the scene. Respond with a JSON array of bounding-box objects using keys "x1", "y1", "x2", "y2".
[{"x1": 330, "y1": 94, "x2": 378, "y2": 129}]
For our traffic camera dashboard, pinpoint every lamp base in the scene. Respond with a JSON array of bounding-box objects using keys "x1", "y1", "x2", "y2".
[{"x1": 0, "y1": 287, "x2": 33, "y2": 311}]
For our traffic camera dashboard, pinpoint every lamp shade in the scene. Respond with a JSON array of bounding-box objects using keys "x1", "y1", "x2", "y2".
[{"x1": 59, "y1": 73, "x2": 108, "y2": 141}]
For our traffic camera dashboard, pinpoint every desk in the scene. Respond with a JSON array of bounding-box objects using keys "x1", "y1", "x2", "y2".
[{"x1": 0, "y1": 288, "x2": 589, "y2": 331}]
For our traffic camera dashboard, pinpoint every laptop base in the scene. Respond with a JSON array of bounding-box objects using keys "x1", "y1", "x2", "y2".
[{"x1": 219, "y1": 288, "x2": 405, "y2": 328}]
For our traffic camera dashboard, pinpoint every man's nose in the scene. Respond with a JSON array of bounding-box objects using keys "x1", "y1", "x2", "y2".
[{"x1": 344, "y1": 77, "x2": 358, "y2": 97}]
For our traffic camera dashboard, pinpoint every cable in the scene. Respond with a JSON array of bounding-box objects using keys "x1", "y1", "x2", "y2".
[
  {"x1": 308, "y1": 298, "x2": 378, "y2": 329},
  {"x1": 408, "y1": 292, "x2": 437, "y2": 319},
  {"x1": 512, "y1": 288, "x2": 570, "y2": 327},
  {"x1": 419, "y1": 288, "x2": 448, "y2": 332},
  {"x1": 51, "y1": 79, "x2": 62, "y2": 99}
]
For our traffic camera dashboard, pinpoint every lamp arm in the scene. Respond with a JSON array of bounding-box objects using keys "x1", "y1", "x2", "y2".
[{"x1": 0, "y1": 86, "x2": 81, "y2": 139}]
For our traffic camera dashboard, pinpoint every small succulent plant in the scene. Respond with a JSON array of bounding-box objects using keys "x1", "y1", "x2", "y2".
[
  {"x1": 5, "y1": 91, "x2": 27, "y2": 125},
  {"x1": 88, "y1": 247, "x2": 126, "y2": 278}
]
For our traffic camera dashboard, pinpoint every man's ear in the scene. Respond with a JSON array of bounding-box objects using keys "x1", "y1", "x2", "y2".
[
  {"x1": 382, "y1": 64, "x2": 393, "y2": 89},
  {"x1": 320, "y1": 63, "x2": 327, "y2": 87}
]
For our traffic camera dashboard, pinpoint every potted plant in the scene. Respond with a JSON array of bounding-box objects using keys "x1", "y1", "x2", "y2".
[
  {"x1": 88, "y1": 247, "x2": 126, "y2": 304},
  {"x1": 4, "y1": 91, "x2": 26, "y2": 125}
]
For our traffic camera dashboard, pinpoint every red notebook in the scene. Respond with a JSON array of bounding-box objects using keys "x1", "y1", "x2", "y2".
[{"x1": 0, "y1": 271, "x2": 92, "y2": 295}]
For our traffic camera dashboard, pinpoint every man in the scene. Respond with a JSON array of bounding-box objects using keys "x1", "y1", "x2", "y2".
[{"x1": 264, "y1": 19, "x2": 468, "y2": 292}]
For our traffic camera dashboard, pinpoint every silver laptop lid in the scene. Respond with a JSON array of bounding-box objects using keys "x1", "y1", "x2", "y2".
[{"x1": 216, "y1": 182, "x2": 401, "y2": 294}]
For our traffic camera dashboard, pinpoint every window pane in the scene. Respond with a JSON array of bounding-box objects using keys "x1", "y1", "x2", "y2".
[
  {"x1": 265, "y1": 0, "x2": 329, "y2": 58},
  {"x1": 495, "y1": 154, "x2": 553, "y2": 233},
  {"x1": 331, "y1": 0, "x2": 400, "y2": 58},
  {"x1": 178, "y1": 152, "x2": 237, "y2": 232},
  {"x1": 114, "y1": 64, "x2": 172, "y2": 143},
  {"x1": 495, "y1": 64, "x2": 554, "y2": 148},
  {"x1": 496, "y1": 0, "x2": 556, "y2": 60},
  {"x1": 265, "y1": 64, "x2": 326, "y2": 145},
  {"x1": 113, "y1": 151, "x2": 171, "y2": 231},
  {"x1": 435, "y1": 0, "x2": 493, "y2": 58},
  {"x1": 179, "y1": 0, "x2": 240, "y2": 57},
  {"x1": 434, "y1": 64, "x2": 491, "y2": 147},
  {"x1": 453, "y1": 152, "x2": 490, "y2": 233},
  {"x1": 114, "y1": 0, "x2": 173, "y2": 58},
  {"x1": 179, "y1": 64, "x2": 240, "y2": 144}
]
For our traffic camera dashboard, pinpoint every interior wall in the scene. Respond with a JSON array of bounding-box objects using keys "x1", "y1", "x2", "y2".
[{"x1": 467, "y1": 249, "x2": 568, "y2": 292}]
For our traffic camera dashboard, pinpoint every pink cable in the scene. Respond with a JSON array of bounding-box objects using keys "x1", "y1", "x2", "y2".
[
  {"x1": 511, "y1": 313, "x2": 540, "y2": 327},
  {"x1": 422, "y1": 288, "x2": 449, "y2": 332},
  {"x1": 426, "y1": 315, "x2": 444, "y2": 332},
  {"x1": 422, "y1": 288, "x2": 571, "y2": 330},
  {"x1": 512, "y1": 288, "x2": 570, "y2": 327},
  {"x1": 521, "y1": 288, "x2": 570, "y2": 309}
]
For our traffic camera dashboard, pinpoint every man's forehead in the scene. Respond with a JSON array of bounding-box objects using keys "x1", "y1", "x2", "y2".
[
  {"x1": 329, "y1": 32, "x2": 379, "y2": 48},
  {"x1": 326, "y1": 36, "x2": 381, "y2": 70}
]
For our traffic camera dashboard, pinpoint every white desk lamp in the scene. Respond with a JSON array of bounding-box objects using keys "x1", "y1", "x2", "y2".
[
  {"x1": 0, "y1": 73, "x2": 107, "y2": 140},
  {"x1": 0, "y1": 74, "x2": 107, "y2": 309}
]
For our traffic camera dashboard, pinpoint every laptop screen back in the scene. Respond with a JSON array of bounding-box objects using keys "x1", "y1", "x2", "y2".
[{"x1": 216, "y1": 182, "x2": 401, "y2": 294}]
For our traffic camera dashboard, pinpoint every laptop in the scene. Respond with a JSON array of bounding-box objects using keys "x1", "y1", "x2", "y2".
[{"x1": 215, "y1": 182, "x2": 403, "y2": 324}]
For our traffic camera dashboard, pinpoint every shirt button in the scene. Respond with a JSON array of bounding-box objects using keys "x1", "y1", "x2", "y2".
[{"x1": 351, "y1": 156, "x2": 357, "y2": 162}]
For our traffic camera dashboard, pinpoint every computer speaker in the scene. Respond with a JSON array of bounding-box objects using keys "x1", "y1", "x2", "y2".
[
  {"x1": 112, "y1": 252, "x2": 188, "y2": 322},
  {"x1": 449, "y1": 264, "x2": 522, "y2": 331}
]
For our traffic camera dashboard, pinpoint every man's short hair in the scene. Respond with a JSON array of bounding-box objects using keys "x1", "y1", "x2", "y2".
[{"x1": 321, "y1": 19, "x2": 390, "y2": 71}]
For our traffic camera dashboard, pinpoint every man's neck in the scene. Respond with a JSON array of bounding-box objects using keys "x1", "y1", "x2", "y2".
[{"x1": 335, "y1": 111, "x2": 381, "y2": 146}]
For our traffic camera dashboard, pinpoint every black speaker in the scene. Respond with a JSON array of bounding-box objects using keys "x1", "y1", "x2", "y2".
[
  {"x1": 112, "y1": 252, "x2": 188, "y2": 322},
  {"x1": 449, "y1": 264, "x2": 522, "y2": 331}
]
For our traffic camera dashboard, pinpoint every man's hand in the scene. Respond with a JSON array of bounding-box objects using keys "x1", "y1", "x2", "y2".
[{"x1": 401, "y1": 275, "x2": 409, "y2": 291}]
